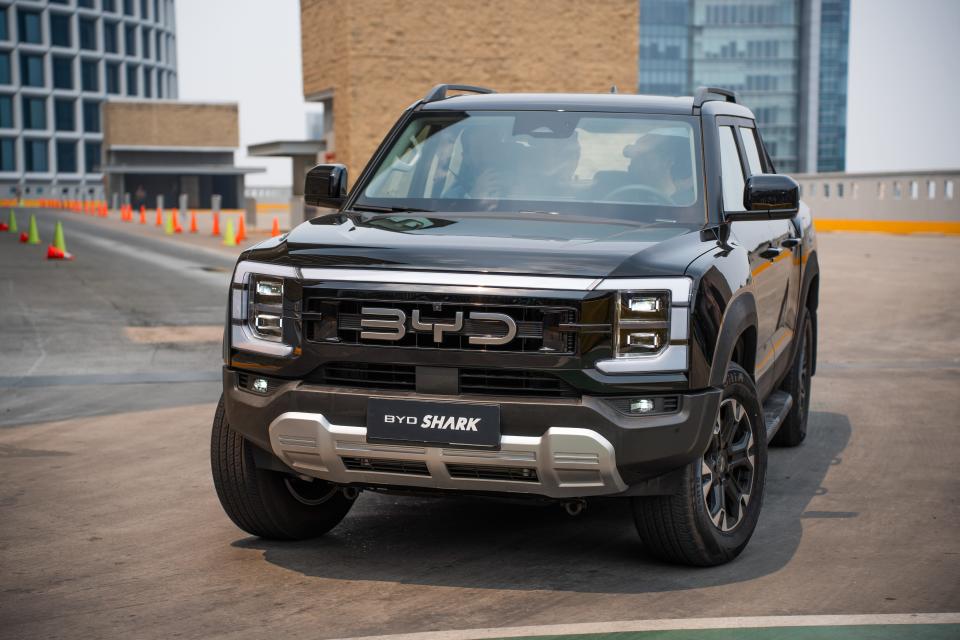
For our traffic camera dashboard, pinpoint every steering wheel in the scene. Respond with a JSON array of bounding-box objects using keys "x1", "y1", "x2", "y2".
[{"x1": 604, "y1": 184, "x2": 672, "y2": 206}]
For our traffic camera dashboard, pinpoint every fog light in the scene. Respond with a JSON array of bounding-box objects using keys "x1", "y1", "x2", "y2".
[
  {"x1": 252, "y1": 377, "x2": 268, "y2": 393},
  {"x1": 630, "y1": 398, "x2": 655, "y2": 414}
]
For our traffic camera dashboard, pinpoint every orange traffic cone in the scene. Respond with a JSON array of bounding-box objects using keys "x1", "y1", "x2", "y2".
[
  {"x1": 271, "y1": 216, "x2": 280, "y2": 237},
  {"x1": 139, "y1": 205, "x2": 146, "y2": 224},
  {"x1": 189, "y1": 210, "x2": 198, "y2": 233},
  {"x1": 236, "y1": 216, "x2": 247, "y2": 243},
  {"x1": 211, "y1": 211, "x2": 220, "y2": 237},
  {"x1": 155, "y1": 207, "x2": 163, "y2": 226},
  {"x1": 173, "y1": 209, "x2": 183, "y2": 234}
]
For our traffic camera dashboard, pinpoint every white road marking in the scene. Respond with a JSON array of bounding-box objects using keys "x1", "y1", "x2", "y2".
[{"x1": 334, "y1": 613, "x2": 960, "y2": 640}]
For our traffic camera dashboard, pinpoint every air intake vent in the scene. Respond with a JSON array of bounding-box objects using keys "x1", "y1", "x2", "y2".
[
  {"x1": 459, "y1": 369, "x2": 579, "y2": 398},
  {"x1": 340, "y1": 456, "x2": 430, "y2": 476},
  {"x1": 320, "y1": 362, "x2": 416, "y2": 391},
  {"x1": 446, "y1": 464, "x2": 539, "y2": 483}
]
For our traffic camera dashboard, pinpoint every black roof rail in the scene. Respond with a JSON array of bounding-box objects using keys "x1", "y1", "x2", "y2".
[
  {"x1": 422, "y1": 84, "x2": 496, "y2": 103},
  {"x1": 693, "y1": 86, "x2": 738, "y2": 109}
]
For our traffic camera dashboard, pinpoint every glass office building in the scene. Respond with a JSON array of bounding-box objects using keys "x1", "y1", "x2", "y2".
[
  {"x1": 638, "y1": 0, "x2": 849, "y2": 173},
  {"x1": 0, "y1": 0, "x2": 178, "y2": 198}
]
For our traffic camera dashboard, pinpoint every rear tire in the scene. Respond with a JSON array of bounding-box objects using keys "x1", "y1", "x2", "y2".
[
  {"x1": 771, "y1": 308, "x2": 813, "y2": 447},
  {"x1": 210, "y1": 397, "x2": 354, "y2": 540},
  {"x1": 632, "y1": 363, "x2": 767, "y2": 566}
]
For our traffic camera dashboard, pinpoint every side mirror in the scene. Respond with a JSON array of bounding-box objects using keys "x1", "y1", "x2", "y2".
[
  {"x1": 734, "y1": 174, "x2": 799, "y2": 220},
  {"x1": 304, "y1": 164, "x2": 348, "y2": 209}
]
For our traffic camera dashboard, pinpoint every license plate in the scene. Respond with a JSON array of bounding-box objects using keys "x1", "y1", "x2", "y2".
[{"x1": 366, "y1": 398, "x2": 501, "y2": 449}]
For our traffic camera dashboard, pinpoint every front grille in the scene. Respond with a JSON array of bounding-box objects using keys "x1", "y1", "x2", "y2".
[
  {"x1": 311, "y1": 362, "x2": 578, "y2": 398},
  {"x1": 340, "y1": 456, "x2": 430, "y2": 476},
  {"x1": 303, "y1": 290, "x2": 577, "y2": 353},
  {"x1": 446, "y1": 464, "x2": 539, "y2": 483},
  {"x1": 321, "y1": 362, "x2": 416, "y2": 390},
  {"x1": 459, "y1": 368, "x2": 579, "y2": 398}
]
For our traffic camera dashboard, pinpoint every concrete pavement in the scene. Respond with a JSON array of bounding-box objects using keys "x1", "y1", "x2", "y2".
[{"x1": 0, "y1": 210, "x2": 958, "y2": 639}]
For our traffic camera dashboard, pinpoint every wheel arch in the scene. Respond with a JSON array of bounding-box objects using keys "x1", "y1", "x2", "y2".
[{"x1": 708, "y1": 291, "x2": 760, "y2": 388}]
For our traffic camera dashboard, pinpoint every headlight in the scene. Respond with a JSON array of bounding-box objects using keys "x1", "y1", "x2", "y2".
[
  {"x1": 249, "y1": 276, "x2": 284, "y2": 341},
  {"x1": 615, "y1": 291, "x2": 670, "y2": 358}
]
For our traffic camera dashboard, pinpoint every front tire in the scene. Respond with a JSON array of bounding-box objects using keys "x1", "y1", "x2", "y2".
[
  {"x1": 632, "y1": 363, "x2": 767, "y2": 566},
  {"x1": 210, "y1": 397, "x2": 354, "y2": 540}
]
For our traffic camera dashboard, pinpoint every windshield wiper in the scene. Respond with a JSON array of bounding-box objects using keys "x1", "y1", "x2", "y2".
[{"x1": 350, "y1": 204, "x2": 435, "y2": 214}]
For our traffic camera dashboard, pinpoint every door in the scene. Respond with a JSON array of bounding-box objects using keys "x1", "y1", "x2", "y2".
[
  {"x1": 717, "y1": 122, "x2": 784, "y2": 398},
  {"x1": 739, "y1": 125, "x2": 802, "y2": 385}
]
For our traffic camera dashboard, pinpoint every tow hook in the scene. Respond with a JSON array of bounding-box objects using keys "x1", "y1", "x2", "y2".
[
  {"x1": 562, "y1": 499, "x2": 586, "y2": 516},
  {"x1": 341, "y1": 487, "x2": 361, "y2": 501}
]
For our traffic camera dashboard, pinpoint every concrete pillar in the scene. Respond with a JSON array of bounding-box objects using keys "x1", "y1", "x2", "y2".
[
  {"x1": 178, "y1": 193, "x2": 188, "y2": 216},
  {"x1": 123, "y1": 192, "x2": 131, "y2": 206},
  {"x1": 211, "y1": 194, "x2": 222, "y2": 214},
  {"x1": 244, "y1": 197, "x2": 257, "y2": 229},
  {"x1": 111, "y1": 193, "x2": 119, "y2": 214},
  {"x1": 288, "y1": 196, "x2": 305, "y2": 228},
  {"x1": 156, "y1": 194, "x2": 164, "y2": 211}
]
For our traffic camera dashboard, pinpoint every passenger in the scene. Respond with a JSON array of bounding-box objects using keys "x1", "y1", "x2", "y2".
[{"x1": 623, "y1": 134, "x2": 696, "y2": 205}]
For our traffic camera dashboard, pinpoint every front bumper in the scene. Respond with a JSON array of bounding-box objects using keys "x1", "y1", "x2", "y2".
[{"x1": 223, "y1": 368, "x2": 721, "y2": 498}]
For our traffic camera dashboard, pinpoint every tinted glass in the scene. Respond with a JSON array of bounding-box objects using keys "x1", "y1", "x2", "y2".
[
  {"x1": 142, "y1": 27, "x2": 151, "y2": 58},
  {"x1": 20, "y1": 54, "x2": 44, "y2": 87},
  {"x1": 719, "y1": 126, "x2": 746, "y2": 212},
  {"x1": 22, "y1": 96, "x2": 46, "y2": 129},
  {"x1": 106, "y1": 62, "x2": 120, "y2": 94},
  {"x1": 0, "y1": 95, "x2": 12, "y2": 128},
  {"x1": 17, "y1": 9, "x2": 42, "y2": 44},
  {"x1": 81, "y1": 60, "x2": 99, "y2": 91},
  {"x1": 50, "y1": 13, "x2": 72, "y2": 47},
  {"x1": 124, "y1": 0, "x2": 135, "y2": 16},
  {"x1": 739, "y1": 127, "x2": 765, "y2": 175},
  {"x1": 104, "y1": 21, "x2": 118, "y2": 53},
  {"x1": 57, "y1": 140, "x2": 77, "y2": 173},
  {"x1": 125, "y1": 25, "x2": 136, "y2": 55},
  {"x1": 0, "y1": 8, "x2": 7, "y2": 41},
  {"x1": 126, "y1": 64, "x2": 138, "y2": 95},
  {"x1": 103, "y1": 0, "x2": 117, "y2": 12},
  {"x1": 358, "y1": 111, "x2": 705, "y2": 224},
  {"x1": 85, "y1": 141, "x2": 101, "y2": 173},
  {"x1": 53, "y1": 56, "x2": 73, "y2": 89},
  {"x1": 25, "y1": 139, "x2": 48, "y2": 172},
  {"x1": 0, "y1": 53, "x2": 8, "y2": 84},
  {"x1": 55, "y1": 98, "x2": 75, "y2": 131},
  {"x1": 0, "y1": 137, "x2": 14, "y2": 171},
  {"x1": 83, "y1": 101, "x2": 100, "y2": 132},
  {"x1": 79, "y1": 17, "x2": 97, "y2": 50}
]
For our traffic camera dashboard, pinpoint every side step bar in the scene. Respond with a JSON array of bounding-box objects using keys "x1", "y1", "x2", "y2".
[{"x1": 762, "y1": 390, "x2": 793, "y2": 443}]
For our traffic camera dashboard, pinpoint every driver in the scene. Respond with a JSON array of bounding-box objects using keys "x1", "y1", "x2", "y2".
[
  {"x1": 443, "y1": 124, "x2": 514, "y2": 200},
  {"x1": 623, "y1": 133, "x2": 696, "y2": 205}
]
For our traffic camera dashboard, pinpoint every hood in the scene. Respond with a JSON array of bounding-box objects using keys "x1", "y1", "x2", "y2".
[{"x1": 245, "y1": 212, "x2": 718, "y2": 279}]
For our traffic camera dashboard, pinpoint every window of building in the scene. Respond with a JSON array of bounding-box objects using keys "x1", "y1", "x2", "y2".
[
  {"x1": 124, "y1": 0, "x2": 135, "y2": 17},
  {"x1": 0, "y1": 52, "x2": 8, "y2": 85},
  {"x1": 0, "y1": 137, "x2": 14, "y2": 171},
  {"x1": 155, "y1": 30, "x2": 163, "y2": 61},
  {"x1": 125, "y1": 24, "x2": 137, "y2": 56},
  {"x1": 910, "y1": 180, "x2": 919, "y2": 200},
  {"x1": 808, "y1": 182, "x2": 816, "y2": 197},
  {"x1": 852, "y1": 183, "x2": 859, "y2": 199},
  {"x1": 50, "y1": 13, "x2": 72, "y2": 47},
  {"x1": 20, "y1": 53, "x2": 45, "y2": 87},
  {"x1": 22, "y1": 96, "x2": 46, "y2": 130},
  {"x1": 927, "y1": 180, "x2": 936, "y2": 199},
  {"x1": 947, "y1": 180, "x2": 955, "y2": 200},
  {"x1": 104, "y1": 21, "x2": 118, "y2": 53},
  {"x1": 83, "y1": 100, "x2": 100, "y2": 132},
  {"x1": 52, "y1": 56, "x2": 73, "y2": 89},
  {"x1": 81, "y1": 59, "x2": 99, "y2": 91},
  {"x1": 141, "y1": 0, "x2": 149, "y2": 19},
  {"x1": 156, "y1": 70, "x2": 164, "y2": 98},
  {"x1": 739, "y1": 127, "x2": 764, "y2": 175},
  {"x1": 877, "y1": 182, "x2": 885, "y2": 200},
  {"x1": 79, "y1": 17, "x2": 97, "y2": 50},
  {"x1": 106, "y1": 62, "x2": 120, "y2": 94},
  {"x1": 78, "y1": 0, "x2": 95, "y2": 8},
  {"x1": 837, "y1": 183, "x2": 844, "y2": 198},
  {"x1": 56, "y1": 140, "x2": 78, "y2": 173},
  {"x1": 104, "y1": 0, "x2": 117, "y2": 13},
  {"x1": 54, "y1": 98, "x2": 75, "y2": 131},
  {"x1": 142, "y1": 27, "x2": 152, "y2": 58},
  {"x1": 892, "y1": 181, "x2": 901, "y2": 199},
  {"x1": 17, "y1": 9, "x2": 43, "y2": 44},
  {"x1": 0, "y1": 7, "x2": 8, "y2": 42},
  {"x1": 823, "y1": 183, "x2": 830, "y2": 198},
  {"x1": 126, "y1": 63, "x2": 138, "y2": 95},
  {"x1": 25, "y1": 139, "x2": 49, "y2": 172},
  {"x1": 718, "y1": 126, "x2": 746, "y2": 212},
  {"x1": 154, "y1": 0, "x2": 161, "y2": 23},
  {"x1": 0, "y1": 95, "x2": 12, "y2": 128},
  {"x1": 85, "y1": 141, "x2": 101, "y2": 173},
  {"x1": 143, "y1": 67, "x2": 152, "y2": 97}
]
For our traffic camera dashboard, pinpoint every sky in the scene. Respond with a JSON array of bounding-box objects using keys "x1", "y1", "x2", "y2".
[{"x1": 175, "y1": 0, "x2": 960, "y2": 186}]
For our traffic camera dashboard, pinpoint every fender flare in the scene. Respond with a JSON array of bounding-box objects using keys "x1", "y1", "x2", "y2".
[
  {"x1": 708, "y1": 291, "x2": 760, "y2": 388},
  {"x1": 796, "y1": 251, "x2": 821, "y2": 375}
]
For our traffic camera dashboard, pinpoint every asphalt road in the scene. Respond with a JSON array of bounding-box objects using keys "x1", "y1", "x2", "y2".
[{"x1": 1, "y1": 208, "x2": 958, "y2": 639}]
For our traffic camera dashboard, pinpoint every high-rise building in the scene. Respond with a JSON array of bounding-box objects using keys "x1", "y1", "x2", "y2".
[
  {"x1": 0, "y1": 0, "x2": 178, "y2": 199},
  {"x1": 638, "y1": 0, "x2": 849, "y2": 173}
]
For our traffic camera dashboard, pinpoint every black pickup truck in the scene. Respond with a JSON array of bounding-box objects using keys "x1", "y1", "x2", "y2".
[{"x1": 212, "y1": 85, "x2": 819, "y2": 566}]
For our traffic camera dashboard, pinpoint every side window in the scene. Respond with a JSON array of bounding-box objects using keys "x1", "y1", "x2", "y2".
[
  {"x1": 739, "y1": 127, "x2": 765, "y2": 175},
  {"x1": 719, "y1": 126, "x2": 746, "y2": 212}
]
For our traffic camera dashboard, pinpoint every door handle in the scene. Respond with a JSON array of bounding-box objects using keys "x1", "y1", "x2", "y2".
[
  {"x1": 780, "y1": 238, "x2": 801, "y2": 248},
  {"x1": 760, "y1": 247, "x2": 782, "y2": 260}
]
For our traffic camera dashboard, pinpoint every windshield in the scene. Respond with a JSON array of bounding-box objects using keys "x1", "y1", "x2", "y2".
[{"x1": 355, "y1": 110, "x2": 705, "y2": 225}]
